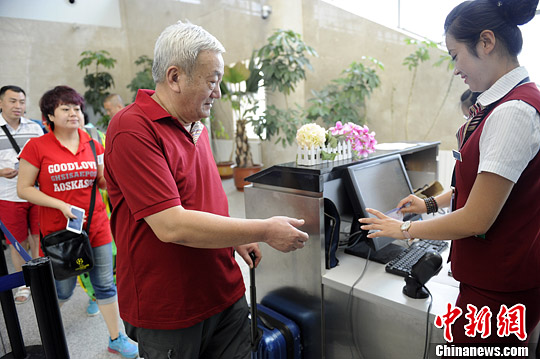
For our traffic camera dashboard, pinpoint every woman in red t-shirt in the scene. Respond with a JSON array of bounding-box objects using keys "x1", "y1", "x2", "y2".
[{"x1": 17, "y1": 86, "x2": 137, "y2": 358}]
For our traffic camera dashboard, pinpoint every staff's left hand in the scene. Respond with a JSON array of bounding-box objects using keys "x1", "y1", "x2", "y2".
[{"x1": 358, "y1": 208, "x2": 406, "y2": 240}]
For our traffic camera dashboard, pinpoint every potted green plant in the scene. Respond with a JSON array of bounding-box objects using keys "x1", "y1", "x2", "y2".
[
  {"x1": 423, "y1": 53, "x2": 454, "y2": 139},
  {"x1": 250, "y1": 29, "x2": 318, "y2": 148},
  {"x1": 126, "y1": 55, "x2": 155, "y2": 101},
  {"x1": 206, "y1": 108, "x2": 234, "y2": 179},
  {"x1": 306, "y1": 57, "x2": 384, "y2": 127},
  {"x1": 399, "y1": 38, "x2": 456, "y2": 140},
  {"x1": 401, "y1": 38, "x2": 437, "y2": 140},
  {"x1": 77, "y1": 50, "x2": 117, "y2": 128},
  {"x1": 220, "y1": 56, "x2": 263, "y2": 190},
  {"x1": 219, "y1": 29, "x2": 316, "y2": 189}
]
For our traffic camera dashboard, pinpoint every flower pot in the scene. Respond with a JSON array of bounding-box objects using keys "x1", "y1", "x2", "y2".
[
  {"x1": 216, "y1": 161, "x2": 235, "y2": 179},
  {"x1": 297, "y1": 141, "x2": 352, "y2": 166},
  {"x1": 233, "y1": 164, "x2": 263, "y2": 191}
]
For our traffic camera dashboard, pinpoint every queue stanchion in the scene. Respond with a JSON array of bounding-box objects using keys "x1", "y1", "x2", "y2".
[
  {"x1": 0, "y1": 241, "x2": 27, "y2": 359},
  {"x1": 22, "y1": 257, "x2": 69, "y2": 359}
]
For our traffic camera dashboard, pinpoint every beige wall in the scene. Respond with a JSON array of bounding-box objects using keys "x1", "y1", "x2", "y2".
[
  {"x1": 0, "y1": 0, "x2": 269, "y2": 119},
  {"x1": 0, "y1": 17, "x2": 132, "y2": 120},
  {"x1": 0, "y1": 0, "x2": 466, "y2": 164},
  {"x1": 301, "y1": 1, "x2": 467, "y2": 153}
]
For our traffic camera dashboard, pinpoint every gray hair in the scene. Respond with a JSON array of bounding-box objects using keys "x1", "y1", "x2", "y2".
[
  {"x1": 104, "y1": 93, "x2": 124, "y2": 106},
  {"x1": 152, "y1": 21, "x2": 225, "y2": 84}
]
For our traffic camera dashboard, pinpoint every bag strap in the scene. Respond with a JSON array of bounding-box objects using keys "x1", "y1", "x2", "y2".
[
  {"x1": 86, "y1": 140, "x2": 98, "y2": 234},
  {"x1": 1, "y1": 123, "x2": 38, "y2": 188},
  {"x1": 87, "y1": 126, "x2": 102, "y2": 143},
  {"x1": 1, "y1": 124, "x2": 22, "y2": 153},
  {"x1": 0, "y1": 219, "x2": 32, "y2": 262}
]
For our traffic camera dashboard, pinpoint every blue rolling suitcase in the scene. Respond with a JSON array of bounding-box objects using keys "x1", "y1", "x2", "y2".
[
  {"x1": 261, "y1": 291, "x2": 319, "y2": 359},
  {"x1": 249, "y1": 253, "x2": 302, "y2": 359}
]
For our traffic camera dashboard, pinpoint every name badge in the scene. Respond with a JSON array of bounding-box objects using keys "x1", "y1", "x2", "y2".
[{"x1": 452, "y1": 149, "x2": 462, "y2": 162}]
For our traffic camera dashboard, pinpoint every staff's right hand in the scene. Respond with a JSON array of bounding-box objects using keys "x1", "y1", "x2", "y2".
[
  {"x1": 397, "y1": 194, "x2": 427, "y2": 214},
  {"x1": 263, "y1": 216, "x2": 309, "y2": 253}
]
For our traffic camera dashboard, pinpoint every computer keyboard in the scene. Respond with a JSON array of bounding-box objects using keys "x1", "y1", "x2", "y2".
[{"x1": 385, "y1": 239, "x2": 448, "y2": 277}]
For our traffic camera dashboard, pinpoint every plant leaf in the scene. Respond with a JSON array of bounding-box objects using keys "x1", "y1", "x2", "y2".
[{"x1": 321, "y1": 151, "x2": 337, "y2": 160}]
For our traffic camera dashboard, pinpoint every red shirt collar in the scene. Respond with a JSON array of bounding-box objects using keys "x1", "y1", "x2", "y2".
[{"x1": 135, "y1": 89, "x2": 174, "y2": 122}]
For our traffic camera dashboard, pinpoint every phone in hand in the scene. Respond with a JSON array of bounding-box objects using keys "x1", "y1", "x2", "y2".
[{"x1": 66, "y1": 206, "x2": 85, "y2": 234}]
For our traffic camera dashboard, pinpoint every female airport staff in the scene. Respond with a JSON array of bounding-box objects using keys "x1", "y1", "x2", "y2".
[{"x1": 359, "y1": 0, "x2": 540, "y2": 347}]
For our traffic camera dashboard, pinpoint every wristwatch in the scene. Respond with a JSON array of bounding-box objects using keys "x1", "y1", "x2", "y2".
[{"x1": 400, "y1": 221, "x2": 412, "y2": 239}]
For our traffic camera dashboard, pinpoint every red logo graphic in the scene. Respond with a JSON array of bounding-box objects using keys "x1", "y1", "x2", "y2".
[
  {"x1": 435, "y1": 303, "x2": 527, "y2": 342},
  {"x1": 497, "y1": 304, "x2": 526, "y2": 341},
  {"x1": 464, "y1": 304, "x2": 492, "y2": 339},
  {"x1": 435, "y1": 303, "x2": 463, "y2": 342}
]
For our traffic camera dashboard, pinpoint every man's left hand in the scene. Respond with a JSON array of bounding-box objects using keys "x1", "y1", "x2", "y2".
[{"x1": 235, "y1": 243, "x2": 261, "y2": 268}]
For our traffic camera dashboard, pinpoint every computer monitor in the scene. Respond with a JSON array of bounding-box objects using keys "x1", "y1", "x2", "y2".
[{"x1": 343, "y1": 154, "x2": 420, "y2": 263}]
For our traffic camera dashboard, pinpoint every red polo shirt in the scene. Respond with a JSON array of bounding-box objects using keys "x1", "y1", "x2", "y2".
[{"x1": 104, "y1": 90, "x2": 245, "y2": 329}]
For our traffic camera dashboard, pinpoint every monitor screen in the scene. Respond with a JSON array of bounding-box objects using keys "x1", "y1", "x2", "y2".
[{"x1": 344, "y1": 155, "x2": 417, "y2": 252}]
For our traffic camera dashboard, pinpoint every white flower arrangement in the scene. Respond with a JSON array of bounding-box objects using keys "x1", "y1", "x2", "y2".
[
  {"x1": 296, "y1": 123, "x2": 352, "y2": 166},
  {"x1": 296, "y1": 123, "x2": 326, "y2": 149},
  {"x1": 296, "y1": 121, "x2": 376, "y2": 166}
]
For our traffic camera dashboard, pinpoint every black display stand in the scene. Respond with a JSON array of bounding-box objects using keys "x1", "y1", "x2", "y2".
[
  {"x1": 345, "y1": 241, "x2": 405, "y2": 264},
  {"x1": 0, "y1": 236, "x2": 69, "y2": 359},
  {"x1": 0, "y1": 346, "x2": 46, "y2": 359},
  {"x1": 0, "y1": 242, "x2": 40, "y2": 359}
]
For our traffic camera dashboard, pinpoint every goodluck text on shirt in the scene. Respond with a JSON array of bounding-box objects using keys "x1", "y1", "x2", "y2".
[
  {"x1": 47, "y1": 160, "x2": 97, "y2": 173},
  {"x1": 53, "y1": 179, "x2": 95, "y2": 192}
]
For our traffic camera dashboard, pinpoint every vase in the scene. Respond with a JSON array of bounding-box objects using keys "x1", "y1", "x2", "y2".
[
  {"x1": 216, "y1": 161, "x2": 235, "y2": 179},
  {"x1": 296, "y1": 141, "x2": 352, "y2": 166},
  {"x1": 233, "y1": 164, "x2": 263, "y2": 191}
]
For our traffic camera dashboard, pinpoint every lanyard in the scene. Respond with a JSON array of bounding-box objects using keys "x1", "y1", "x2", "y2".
[{"x1": 0, "y1": 219, "x2": 32, "y2": 262}]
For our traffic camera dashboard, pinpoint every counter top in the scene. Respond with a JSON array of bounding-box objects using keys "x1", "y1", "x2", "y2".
[
  {"x1": 246, "y1": 142, "x2": 440, "y2": 192},
  {"x1": 322, "y1": 245, "x2": 459, "y2": 319}
]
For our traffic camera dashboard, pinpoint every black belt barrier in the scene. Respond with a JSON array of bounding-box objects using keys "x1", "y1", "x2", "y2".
[{"x1": 0, "y1": 219, "x2": 69, "y2": 358}]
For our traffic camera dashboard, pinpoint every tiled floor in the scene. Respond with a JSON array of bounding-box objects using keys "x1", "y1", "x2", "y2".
[{"x1": 0, "y1": 178, "x2": 247, "y2": 358}]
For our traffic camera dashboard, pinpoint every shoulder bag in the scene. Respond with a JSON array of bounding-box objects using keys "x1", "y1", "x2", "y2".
[{"x1": 41, "y1": 140, "x2": 98, "y2": 280}]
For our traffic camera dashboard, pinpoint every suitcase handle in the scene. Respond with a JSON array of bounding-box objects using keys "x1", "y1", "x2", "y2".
[
  {"x1": 249, "y1": 252, "x2": 262, "y2": 351},
  {"x1": 249, "y1": 252, "x2": 297, "y2": 358}
]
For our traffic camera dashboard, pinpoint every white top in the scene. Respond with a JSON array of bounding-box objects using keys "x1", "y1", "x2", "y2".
[
  {"x1": 477, "y1": 66, "x2": 540, "y2": 183},
  {"x1": 0, "y1": 114, "x2": 44, "y2": 201}
]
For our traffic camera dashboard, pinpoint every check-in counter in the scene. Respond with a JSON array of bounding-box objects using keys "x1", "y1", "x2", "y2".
[{"x1": 244, "y1": 142, "x2": 459, "y2": 359}]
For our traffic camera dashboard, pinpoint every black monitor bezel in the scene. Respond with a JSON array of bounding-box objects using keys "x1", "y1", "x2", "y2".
[{"x1": 344, "y1": 154, "x2": 416, "y2": 252}]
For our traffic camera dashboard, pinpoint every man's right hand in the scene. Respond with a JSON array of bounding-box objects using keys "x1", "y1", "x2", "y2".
[
  {"x1": 0, "y1": 168, "x2": 18, "y2": 178},
  {"x1": 263, "y1": 216, "x2": 309, "y2": 253}
]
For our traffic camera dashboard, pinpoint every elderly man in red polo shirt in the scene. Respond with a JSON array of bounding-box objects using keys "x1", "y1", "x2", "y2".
[{"x1": 104, "y1": 21, "x2": 309, "y2": 359}]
